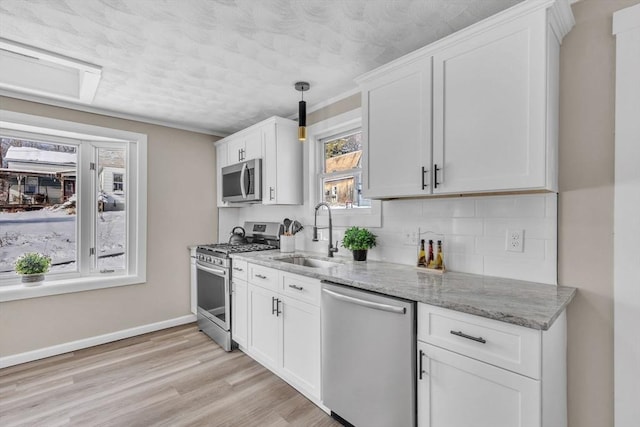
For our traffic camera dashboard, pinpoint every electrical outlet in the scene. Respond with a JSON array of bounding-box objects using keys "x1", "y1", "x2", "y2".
[
  {"x1": 402, "y1": 228, "x2": 419, "y2": 246},
  {"x1": 506, "y1": 229, "x2": 525, "y2": 252}
]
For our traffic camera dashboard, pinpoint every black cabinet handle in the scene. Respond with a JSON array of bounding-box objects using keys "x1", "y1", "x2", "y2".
[
  {"x1": 271, "y1": 296, "x2": 277, "y2": 315},
  {"x1": 419, "y1": 349, "x2": 426, "y2": 380},
  {"x1": 255, "y1": 274, "x2": 267, "y2": 279},
  {"x1": 270, "y1": 187, "x2": 275, "y2": 200},
  {"x1": 450, "y1": 330, "x2": 486, "y2": 344},
  {"x1": 288, "y1": 284, "x2": 304, "y2": 291},
  {"x1": 421, "y1": 167, "x2": 429, "y2": 190},
  {"x1": 434, "y1": 164, "x2": 441, "y2": 189},
  {"x1": 276, "y1": 298, "x2": 282, "y2": 317}
]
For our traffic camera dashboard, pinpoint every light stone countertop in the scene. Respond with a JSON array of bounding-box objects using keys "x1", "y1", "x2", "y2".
[{"x1": 231, "y1": 250, "x2": 576, "y2": 331}]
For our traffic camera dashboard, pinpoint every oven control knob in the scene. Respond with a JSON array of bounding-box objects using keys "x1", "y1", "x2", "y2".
[{"x1": 207, "y1": 256, "x2": 212, "y2": 262}]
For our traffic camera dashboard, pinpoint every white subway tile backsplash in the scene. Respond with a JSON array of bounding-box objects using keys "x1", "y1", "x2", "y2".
[
  {"x1": 451, "y1": 218, "x2": 484, "y2": 236},
  {"x1": 221, "y1": 193, "x2": 557, "y2": 285},
  {"x1": 476, "y1": 195, "x2": 546, "y2": 218},
  {"x1": 382, "y1": 199, "x2": 422, "y2": 218},
  {"x1": 422, "y1": 198, "x2": 475, "y2": 218},
  {"x1": 545, "y1": 193, "x2": 558, "y2": 218},
  {"x1": 445, "y1": 253, "x2": 484, "y2": 275},
  {"x1": 483, "y1": 217, "x2": 556, "y2": 239}
]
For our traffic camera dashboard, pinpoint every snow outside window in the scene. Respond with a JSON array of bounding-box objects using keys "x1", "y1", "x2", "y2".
[{"x1": 0, "y1": 112, "x2": 146, "y2": 297}]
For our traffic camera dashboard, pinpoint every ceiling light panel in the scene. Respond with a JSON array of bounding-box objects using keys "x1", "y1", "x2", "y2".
[{"x1": 0, "y1": 38, "x2": 102, "y2": 104}]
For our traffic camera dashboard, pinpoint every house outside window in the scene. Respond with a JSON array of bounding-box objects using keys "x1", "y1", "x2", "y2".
[
  {"x1": 319, "y1": 130, "x2": 371, "y2": 209},
  {"x1": 0, "y1": 111, "x2": 146, "y2": 297}
]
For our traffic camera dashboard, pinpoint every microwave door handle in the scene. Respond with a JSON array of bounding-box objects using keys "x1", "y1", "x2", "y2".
[{"x1": 240, "y1": 162, "x2": 248, "y2": 199}]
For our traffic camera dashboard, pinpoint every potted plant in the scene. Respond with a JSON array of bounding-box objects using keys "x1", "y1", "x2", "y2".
[
  {"x1": 15, "y1": 252, "x2": 51, "y2": 286},
  {"x1": 342, "y1": 227, "x2": 377, "y2": 261}
]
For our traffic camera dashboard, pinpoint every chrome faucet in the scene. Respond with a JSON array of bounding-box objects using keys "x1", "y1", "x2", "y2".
[{"x1": 313, "y1": 202, "x2": 338, "y2": 257}]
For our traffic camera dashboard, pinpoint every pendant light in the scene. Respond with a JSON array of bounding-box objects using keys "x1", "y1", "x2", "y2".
[{"x1": 295, "y1": 81, "x2": 310, "y2": 141}]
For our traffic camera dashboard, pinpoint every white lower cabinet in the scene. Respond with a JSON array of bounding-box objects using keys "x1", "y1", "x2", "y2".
[
  {"x1": 417, "y1": 303, "x2": 567, "y2": 427},
  {"x1": 245, "y1": 265, "x2": 322, "y2": 403},
  {"x1": 418, "y1": 342, "x2": 540, "y2": 427}
]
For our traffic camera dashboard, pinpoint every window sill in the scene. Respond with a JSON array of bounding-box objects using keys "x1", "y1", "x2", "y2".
[{"x1": 0, "y1": 274, "x2": 145, "y2": 302}]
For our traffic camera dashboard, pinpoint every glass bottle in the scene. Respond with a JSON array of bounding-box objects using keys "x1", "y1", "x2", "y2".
[
  {"x1": 435, "y1": 240, "x2": 445, "y2": 270},
  {"x1": 427, "y1": 240, "x2": 435, "y2": 268},
  {"x1": 417, "y1": 239, "x2": 427, "y2": 267}
]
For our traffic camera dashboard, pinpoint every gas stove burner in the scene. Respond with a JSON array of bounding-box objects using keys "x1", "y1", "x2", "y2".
[{"x1": 197, "y1": 242, "x2": 277, "y2": 255}]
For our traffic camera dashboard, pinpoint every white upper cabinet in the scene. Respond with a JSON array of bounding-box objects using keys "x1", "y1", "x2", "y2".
[
  {"x1": 215, "y1": 116, "x2": 302, "y2": 207},
  {"x1": 262, "y1": 118, "x2": 302, "y2": 205},
  {"x1": 357, "y1": 0, "x2": 574, "y2": 198},
  {"x1": 361, "y1": 57, "x2": 432, "y2": 198}
]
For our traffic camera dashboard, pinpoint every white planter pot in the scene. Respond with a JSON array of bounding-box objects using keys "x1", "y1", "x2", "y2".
[{"x1": 21, "y1": 273, "x2": 45, "y2": 286}]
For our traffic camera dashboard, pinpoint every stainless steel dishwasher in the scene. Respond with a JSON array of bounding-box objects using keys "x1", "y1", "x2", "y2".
[{"x1": 321, "y1": 281, "x2": 416, "y2": 427}]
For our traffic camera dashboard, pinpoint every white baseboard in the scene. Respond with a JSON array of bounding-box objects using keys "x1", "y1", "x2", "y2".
[{"x1": 0, "y1": 314, "x2": 197, "y2": 369}]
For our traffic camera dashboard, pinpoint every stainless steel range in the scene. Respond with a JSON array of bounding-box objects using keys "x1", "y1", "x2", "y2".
[{"x1": 195, "y1": 221, "x2": 280, "y2": 351}]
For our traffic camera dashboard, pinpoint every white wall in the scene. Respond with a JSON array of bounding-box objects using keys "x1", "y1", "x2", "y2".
[{"x1": 613, "y1": 3, "x2": 640, "y2": 426}]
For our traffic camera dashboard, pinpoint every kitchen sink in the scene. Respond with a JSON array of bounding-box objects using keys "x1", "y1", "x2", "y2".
[{"x1": 275, "y1": 256, "x2": 344, "y2": 269}]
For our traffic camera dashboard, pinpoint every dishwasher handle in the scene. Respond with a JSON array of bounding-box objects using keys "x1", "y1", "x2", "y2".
[{"x1": 322, "y1": 288, "x2": 406, "y2": 314}]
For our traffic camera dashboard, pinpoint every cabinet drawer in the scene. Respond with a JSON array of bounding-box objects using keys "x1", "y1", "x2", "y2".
[
  {"x1": 249, "y1": 264, "x2": 279, "y2": 291},
  {"x1": 281, "y1": 272, "x2": 321, "y2": 306},
  {"x1": 231, "y1": 259, "x2": 248, "y2": 282},
  {"x1": 418, "y1": 303, "x2": 541, "y2": 379}
]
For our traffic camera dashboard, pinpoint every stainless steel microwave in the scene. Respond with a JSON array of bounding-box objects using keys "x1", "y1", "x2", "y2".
[{"x1": 221, "y1": 159, "x2": 262, "y2": 203}]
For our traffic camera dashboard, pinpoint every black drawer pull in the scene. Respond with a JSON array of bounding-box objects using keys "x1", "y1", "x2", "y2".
[
  {"x1": 288, "y1": 284, "x2": 304, "y2": 291},
  {"x1": 255, "y1": 274, "x2": 267, "y2": 279},
  {"x1": 271, "y1": 296, "x2": 277, "y2": 315},
  {"x1": 450, "y1": 330, "x2": 486, "y2": 344}
]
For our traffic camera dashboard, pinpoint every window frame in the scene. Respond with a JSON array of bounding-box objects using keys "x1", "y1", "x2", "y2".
[
  {"x1": 307, "y1": 108, "x2": 381, "y2": 227},
  {"x1": 0, "y1": 110, "x2": 147, "y2": 302}
]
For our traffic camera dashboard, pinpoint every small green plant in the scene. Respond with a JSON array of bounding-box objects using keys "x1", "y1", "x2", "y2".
[
  {"x1": 14, "y1": 252, "x2": 51, "y2": 275},
  {"x1": 341, "y1": 227, "x2": 377, "y2": 251}
]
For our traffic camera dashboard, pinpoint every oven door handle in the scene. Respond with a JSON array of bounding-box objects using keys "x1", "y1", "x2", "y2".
[
  {"x1": 196, "y1": 262, "x2": 227, "y2": 276},
  {"x1": 240, "y1": 162, "x2": 248, "y2": 199}
]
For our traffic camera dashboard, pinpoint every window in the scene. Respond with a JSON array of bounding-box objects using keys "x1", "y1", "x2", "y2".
[
  {"x1": 319, "y1": 130, "x2": 371, "y2": 209},
  {"x1": 308, "y1": 108, "x2": 381, "y2": 228},
  {"x1": 112, "y1": 173, "x2": 124, "y2": 192},
  {"x1": 0, "y1": 110, "x2": 146, "y2": 298}
]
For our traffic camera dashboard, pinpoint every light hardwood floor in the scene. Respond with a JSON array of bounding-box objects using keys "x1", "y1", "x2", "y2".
[{"x1": 0, "y1": 324, "x2": 340, "y2": 427}]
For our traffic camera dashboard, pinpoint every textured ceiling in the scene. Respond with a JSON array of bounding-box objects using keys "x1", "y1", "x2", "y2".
[{"x1": 0, "y1": 0, "x2": 523, "y2": 135}]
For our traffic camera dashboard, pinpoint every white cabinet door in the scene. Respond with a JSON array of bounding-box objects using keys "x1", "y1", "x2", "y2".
[
  {"x1": 262, "y1": 119, "x2": 302, "y2": 205},
  {"x1": 227, "y1": 129, "x2": 263, "y2": 164},
  {"x1": 247, "y1": 284, "x2": 279, "y2": 369},
  {"x1": 279, "y1": 295, "x2": 321, "y2": 399},
  {"x1": 226, "y1": 136, "x2": 245, "y2": 165},
  {"x1": 362, "y1": 57, "x2": 432, "y2": 198},
  {"x1": 418, "y1": 342, "x2": 540, "y2": 427},
  {"x1": 244, "y1": 129, "x2": 262, "y2": 161},
  {"x1": 216, "y1": 142, "x2": 228, "y2": 207},
  {"x1": 432, "y1": 12, "x2": 548, "y2": 194},
  {"x1": 231, "y1": 279, "x2": 248, "y2": 349}
]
